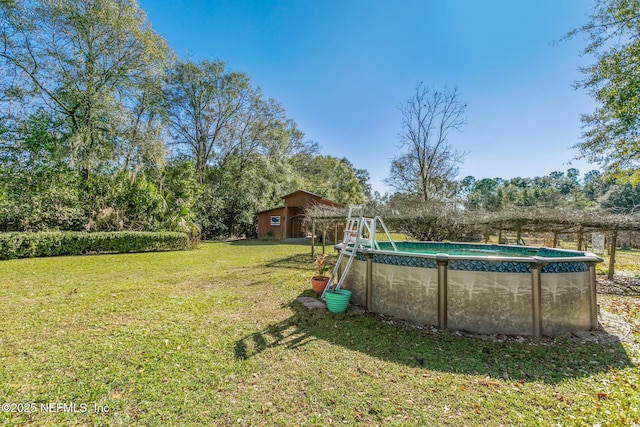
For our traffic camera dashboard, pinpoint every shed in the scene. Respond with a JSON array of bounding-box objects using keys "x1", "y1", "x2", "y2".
[{"x1": 256, "y1": 190, "x2": 344, "y2": 239}]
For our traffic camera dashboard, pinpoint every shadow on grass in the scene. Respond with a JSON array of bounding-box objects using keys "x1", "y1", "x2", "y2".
[
  {"x1": 263, "y1": 253, "x2": 315, "y2": 270},
  {"x1": 229, "y1": 238, "x2": 341, "y2": 253},
  {"x1": 235, "y1": 292, "x2": 635, "y2": 385},
  {"x1": 228, "y1": 238, "x2": 314, "y2": 246},
  {"x1": 263, "y1": 253, "x2": 337, "y2": 271},
  {"x1": 597, "y1": 275, "x2": 640, "y2": 297}
]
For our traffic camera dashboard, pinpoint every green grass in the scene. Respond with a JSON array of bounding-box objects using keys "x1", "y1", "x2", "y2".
[
  {"x1": 0, "y1": 241, "x2": 638, "y2": 426},
  {"x1": 597, "y1": 248, "x2": 640, "y2": 276}
]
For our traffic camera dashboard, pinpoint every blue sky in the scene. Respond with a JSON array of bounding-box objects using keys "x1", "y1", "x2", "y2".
[{"x1": 138, "y1": 0, "x2": 597, "y2": 194}]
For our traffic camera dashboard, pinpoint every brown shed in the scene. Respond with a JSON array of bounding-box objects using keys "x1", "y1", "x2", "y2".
[{"x1": 256, "y1": 190, "x2": 344, "y2": 239}]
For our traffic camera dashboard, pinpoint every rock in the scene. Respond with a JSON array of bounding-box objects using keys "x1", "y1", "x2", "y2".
[{"x1": 295, "y1": 296, "x2": 326, "y2": 310}]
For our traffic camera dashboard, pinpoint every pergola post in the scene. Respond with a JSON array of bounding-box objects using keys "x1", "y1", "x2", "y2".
[
  {"x1": 577, "y1": 226, "x2": 584, "y2": 251},
  {"x1": 608, "y1": 228, "x2": 618, "y2": 280},
  {"x1": 311, "y1": 219, "x2": 315, "y2": 256}
]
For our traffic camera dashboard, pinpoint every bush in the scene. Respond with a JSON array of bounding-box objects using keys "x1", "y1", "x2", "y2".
[{"x1": 0, "y1": 231, "x2": 192, "y2": 260}]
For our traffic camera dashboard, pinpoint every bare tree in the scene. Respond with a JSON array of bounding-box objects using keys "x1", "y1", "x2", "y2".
[{"x1": 386, "y1": 83, "x2": 467, "y2": 202}]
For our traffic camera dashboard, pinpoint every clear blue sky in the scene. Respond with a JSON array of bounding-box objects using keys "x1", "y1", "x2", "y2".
[{"x1": 138, "y1": 0, "x2": 597, "y2": 194}]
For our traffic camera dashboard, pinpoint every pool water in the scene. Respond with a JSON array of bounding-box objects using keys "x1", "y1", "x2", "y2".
[{"x1": 373, "y1": 241, "x2": 587, "y2": 259}]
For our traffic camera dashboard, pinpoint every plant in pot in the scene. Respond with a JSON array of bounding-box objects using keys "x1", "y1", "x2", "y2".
[{"x1": 311, "y1": 254, "x2": 330, "y2": 294}]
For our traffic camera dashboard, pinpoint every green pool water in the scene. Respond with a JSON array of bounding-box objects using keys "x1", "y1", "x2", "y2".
[
  {"x1": 374, "y1": 241, "x2": 586, "y2": 258},
  {"x1": 399, "y1": 247, "x2": 510, "y2": 257}
]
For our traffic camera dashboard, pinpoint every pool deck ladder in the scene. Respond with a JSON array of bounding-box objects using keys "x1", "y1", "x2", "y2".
[{"x1": 321, "y1": 205, "x2": 397, "y2": 299}]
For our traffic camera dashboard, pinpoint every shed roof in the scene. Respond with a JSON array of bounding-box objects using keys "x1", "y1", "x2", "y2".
[
  {"x1": 256, "y1": 190, "x2": 344, "y2": 215},
  {"x1": 280, "y1": 189, "x2": 324, "y2": 200},
  {"x1": 281, "y1": 189, "x2": 344, "y2": 206}
]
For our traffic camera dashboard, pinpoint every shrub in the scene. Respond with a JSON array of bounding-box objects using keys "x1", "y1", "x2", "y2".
[{"x1": 0, "y1": 231, "x2": 192, "y2": 260}]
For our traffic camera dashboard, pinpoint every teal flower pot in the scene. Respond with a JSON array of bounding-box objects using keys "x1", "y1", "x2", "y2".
[{"x1": 325, "y1": 289, "x2": 352, "y2": 313}]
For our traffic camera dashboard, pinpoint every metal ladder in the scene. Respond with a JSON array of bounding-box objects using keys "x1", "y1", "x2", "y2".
[{"x1": 321, "y1": 205, "x2": 397, "y2": 299}]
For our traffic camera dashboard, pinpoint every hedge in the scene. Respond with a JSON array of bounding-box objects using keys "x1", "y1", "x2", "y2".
[{"x1": 0, "y1": 231, "x2": 192, "y2": 260}]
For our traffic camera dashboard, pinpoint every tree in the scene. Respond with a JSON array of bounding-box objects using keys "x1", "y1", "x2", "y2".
[
  {"x1": 164, "y1": 59, "x2": 251, "y2": 184},
  {"x1": 465, "y1": 178, "x2": 501, "y2": 210},
  {"x1": 583, "y1": 169, "x2": 610, "y2": 202},
  {"x1": 567, "y1": 0, "x2": 640, "y2": 183},
  {"x1": 251, "y1": 120, "x2": 312, "y2": 212},
  {"x1": 217, "y1": 96, "x2": 308, "y2": 237},
  {"x1": 600, "y1": 182, "x2": 640, "y2": 212},
  {"x1": 0, "y1": 0, "x2": 173, "y2": 231},
  {"x1": 296, "y1": 155, "x2": 369, "y2": 204},
  {"x1": 164, "y1": 59, "x2": 317, "y2": 237},
  {"x1": 0, "y1": 111, "x2": 85, "y2": 230},
  {"x1": 386, "y1": 83, "x2": 467, "y2": 202},
  {"x1": 0, "y1": 0, "x2": 171, "y2": 180}
]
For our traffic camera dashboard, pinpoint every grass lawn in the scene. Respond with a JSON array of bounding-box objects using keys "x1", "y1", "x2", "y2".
[{"x1": 0, "y1": 241, "x2": 638, "y2": 426}]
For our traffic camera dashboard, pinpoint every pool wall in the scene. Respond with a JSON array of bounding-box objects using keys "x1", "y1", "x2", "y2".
[{"x1": 339, "y1": 242, "x2": 601, "y2": 337}]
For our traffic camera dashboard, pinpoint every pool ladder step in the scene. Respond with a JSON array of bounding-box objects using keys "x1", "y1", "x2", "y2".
[{"x1": 321, "y1": 205, "x2": 396, "y2": 299}]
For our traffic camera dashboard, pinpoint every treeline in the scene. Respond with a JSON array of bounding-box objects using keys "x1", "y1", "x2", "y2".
[
  {"x1": 374, "y1": 168, "x2": 640, "y2": 216},
  {"x1": 457, "y1": 169, "x2": 639, "y2": 213},
  {"x1": 0, "y1": 0, "x2": 369, "y2": 238}
]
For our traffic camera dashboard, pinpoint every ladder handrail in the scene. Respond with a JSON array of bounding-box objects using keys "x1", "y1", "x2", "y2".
[
  {"x1": 321, "y1": 206, "x2": 397, "y2": 299},
  {"x1": 374, "y1": 215, "x2": 397, "y2": 252}
]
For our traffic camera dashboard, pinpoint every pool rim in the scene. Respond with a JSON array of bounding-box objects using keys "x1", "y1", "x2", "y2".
[{"x1": 339, "y1": 241, "x2": 604, "y2": 265}]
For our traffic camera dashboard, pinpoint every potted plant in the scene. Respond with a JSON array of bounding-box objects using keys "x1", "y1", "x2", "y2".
[{"x1": 311, "y1": 253, "x2": 330, "y2": 294}]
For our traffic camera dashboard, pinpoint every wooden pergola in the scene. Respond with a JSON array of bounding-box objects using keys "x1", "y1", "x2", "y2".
[
  {"x1": 463, "y1": 207, "x2": 640, "y2": 279},
  {"x1": 304, "y1": 204, "x2": 345, "y2": 256}
]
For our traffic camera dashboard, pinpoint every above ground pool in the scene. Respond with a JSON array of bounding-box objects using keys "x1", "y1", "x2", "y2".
[{"x1": 338, "y1": 240, "x2": 604, "y2": 337}]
